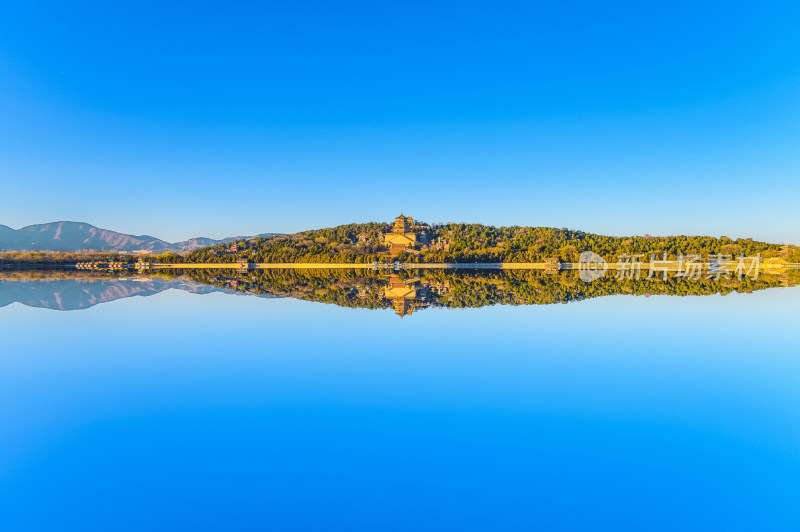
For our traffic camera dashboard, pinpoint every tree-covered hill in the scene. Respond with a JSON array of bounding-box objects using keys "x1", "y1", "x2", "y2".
[
  {"x1": 410, "y1": 224, "x2": 785, "y2": 263},
  {"x1": 184, "y1": 220, "x2": 789, "y2": 264},
  {"x1": 186, "y1": 222, "x2": 389, "y2": 264}
]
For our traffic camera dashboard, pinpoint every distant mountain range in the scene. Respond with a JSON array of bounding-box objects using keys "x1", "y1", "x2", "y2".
[{"x1": 0, "y1": 221, "x2": 277, "y2": 253}]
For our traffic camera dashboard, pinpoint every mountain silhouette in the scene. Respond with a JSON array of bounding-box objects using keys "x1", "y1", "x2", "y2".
[{"x1": 0, "y1": 221, "x2": 276, "y2": 252}]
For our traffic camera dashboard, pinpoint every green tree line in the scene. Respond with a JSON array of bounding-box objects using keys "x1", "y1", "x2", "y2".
[{"x1": 183, "y1": 222, "x2": 787, "y2": 265}]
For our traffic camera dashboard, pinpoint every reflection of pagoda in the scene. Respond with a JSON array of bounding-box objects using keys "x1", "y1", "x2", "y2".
[
  {"x1": 392, "y1": 297, "x2": 414, "y2": 317},
  {"x1": 380, "y1": 274, "x2": 447, "y2": 318},
  {"x1": 381, "y1": 275, "x2": 420, "y2": 317}
]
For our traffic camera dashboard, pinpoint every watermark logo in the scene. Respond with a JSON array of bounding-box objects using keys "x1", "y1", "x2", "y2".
[
  {"x1": 577, "y1": 252, "x2": 760, "y2": 283},
  {"x1": 578, "y1": 251, "x2": 608, "y2": 283}
]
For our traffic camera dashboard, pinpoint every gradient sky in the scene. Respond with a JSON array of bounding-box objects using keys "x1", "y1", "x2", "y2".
[{"x1": 1, "y1": 1, "x2": 798, "y2": 243}]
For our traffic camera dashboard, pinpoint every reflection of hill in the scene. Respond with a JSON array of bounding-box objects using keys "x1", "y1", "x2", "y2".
[
  {"x1": 0, "y1": 272, "x2": 238, "y2": 311},
  {"x1": 166, "y1": 268, "x2": 798, "y2": 317},
  {"x1": 438, "y1": 270, "x2": 794, "y2": 307},
  {"x1": 165, "y1": 268, "x2": 389, "y2": 311},
  {"x1": 2, "y1": 269, "x2": 796, "y2": 313}
]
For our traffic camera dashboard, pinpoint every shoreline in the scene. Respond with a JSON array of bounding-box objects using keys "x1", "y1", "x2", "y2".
[
  {"x1": 1, "y1": 261, "x2": 796, "y2": 272},
  {"x1": 147, "y1": 261, "x2": 794, "y2": 271}
]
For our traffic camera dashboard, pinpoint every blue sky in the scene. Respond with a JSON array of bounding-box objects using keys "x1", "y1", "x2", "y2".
[{"x1": 1, "y1": 1, "x2": 798, "y2": 242}]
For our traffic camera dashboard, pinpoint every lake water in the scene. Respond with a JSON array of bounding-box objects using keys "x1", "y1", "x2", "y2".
[{"x1": 1, "y1": 270, "x2": 799, "y2": 530}]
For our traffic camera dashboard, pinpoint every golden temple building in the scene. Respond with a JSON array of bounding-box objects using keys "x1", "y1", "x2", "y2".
[{"x1": 383, "y1": 214, "x2": 425, "y2": 257}]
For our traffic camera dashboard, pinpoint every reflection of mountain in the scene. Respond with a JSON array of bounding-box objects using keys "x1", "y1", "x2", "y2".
[
  {"x1": 2, "y1": 269, "x2": 797, "y2": 314},
  {"x1": 0, "y1": 273, "x2": 261, "y2": 311}
]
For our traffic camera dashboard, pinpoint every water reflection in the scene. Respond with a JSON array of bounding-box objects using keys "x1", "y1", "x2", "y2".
[
  {"x1": 2, "y1": 267, "x2": 800, "y2": 530},
  {"x1": 2, "y1": 268, "x2": 797, "y2": 314},
  {"x1": 0, "y1": 270, "x2": 273, "y2": 311}
]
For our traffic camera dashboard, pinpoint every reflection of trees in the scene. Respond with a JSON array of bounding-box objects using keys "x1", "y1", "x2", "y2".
[
  {"x1": 167, "y1": 268, "x2": 391, "y2": 310},
  {"x1": 163, "y1": 268, "x2": 794, "y2": 314},
  {"x1": 442, "y1": 270, "x2": 788, "y2": 307},
  {"x1": 5, "y1": 269, "x2": 793, "y2": 314}
]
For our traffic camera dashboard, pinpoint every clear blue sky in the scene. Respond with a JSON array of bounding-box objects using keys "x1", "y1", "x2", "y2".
[{"x1": 1, "y1": 1, "x2": 798, "y2": 243}]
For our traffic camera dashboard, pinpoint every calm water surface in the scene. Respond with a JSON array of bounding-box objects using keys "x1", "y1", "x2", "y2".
[{"x1": 1, "y1": 272, "x2": 799, "y2": 530}]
